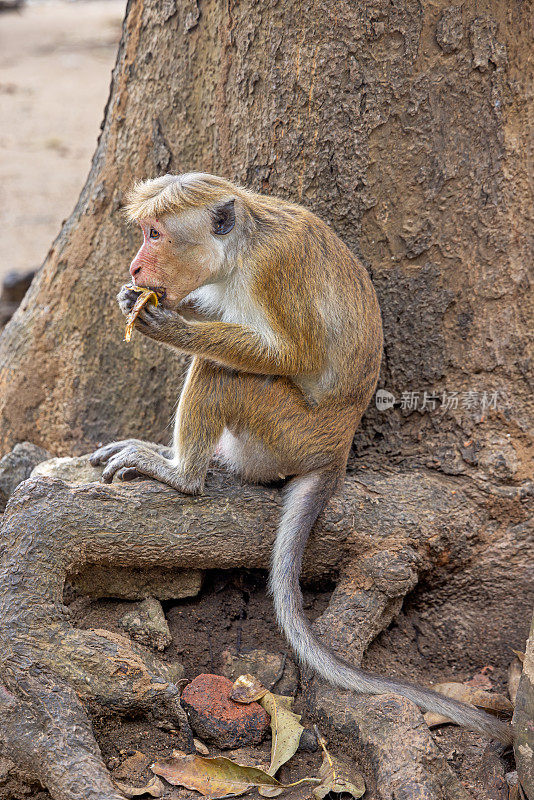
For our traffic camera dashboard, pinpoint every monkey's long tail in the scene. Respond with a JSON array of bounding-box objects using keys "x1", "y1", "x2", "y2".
[{"x1": 268, "y1": 471, "x2": 513, "y2": 745}]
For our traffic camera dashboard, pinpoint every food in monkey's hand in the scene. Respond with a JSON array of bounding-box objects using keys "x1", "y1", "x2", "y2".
[{"x1": 124, "y1": 285, "x2": 162, "y2": 342}]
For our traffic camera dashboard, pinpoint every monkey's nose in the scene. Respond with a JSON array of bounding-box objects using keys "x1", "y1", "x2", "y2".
[{"x1": 130, "y1": 264, "x2": 142, "y2": 277}]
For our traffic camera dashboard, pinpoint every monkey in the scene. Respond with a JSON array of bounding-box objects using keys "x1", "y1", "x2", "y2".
[{"x1": 89, "y1": 172, "x2": 512, "y2": 745}]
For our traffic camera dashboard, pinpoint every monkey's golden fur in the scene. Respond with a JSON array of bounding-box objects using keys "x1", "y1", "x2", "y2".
[{"x1": 90, "y1": 173, "x2": 511, "y2": 744}]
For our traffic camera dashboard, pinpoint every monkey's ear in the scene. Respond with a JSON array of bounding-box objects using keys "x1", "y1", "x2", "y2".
[{"x1": 211, "y1": 199, "x2": 236, "y2": 235}]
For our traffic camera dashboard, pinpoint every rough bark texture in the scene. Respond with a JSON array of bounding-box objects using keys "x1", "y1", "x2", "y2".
[
  {"x1": 0, "y1": 0, "x2": 531, "y2": 484},
  {"x1": 513, "y1": 613, "x2": 534, "y2": 799},
  {"x1": 0, "y1": 458, "x2": 530, "y2": 798}
]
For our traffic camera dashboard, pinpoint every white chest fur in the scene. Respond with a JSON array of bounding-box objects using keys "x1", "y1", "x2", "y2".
[{"x1": 186, "y1": 278, "x2": 276, "y2": 346}]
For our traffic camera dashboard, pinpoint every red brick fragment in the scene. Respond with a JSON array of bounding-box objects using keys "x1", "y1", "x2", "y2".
[{"x1": 181, "y1": 673, "x2": 270, "y2": 749}]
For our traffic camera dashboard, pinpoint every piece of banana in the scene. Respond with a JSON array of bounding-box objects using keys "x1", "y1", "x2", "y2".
[{"x1": 124, "y1": 285, "x2": 160, "y2": 342}]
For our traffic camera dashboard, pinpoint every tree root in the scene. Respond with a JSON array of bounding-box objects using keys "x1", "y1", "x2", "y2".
[
  {"x1": 0, "y1": 461, "x2": 526, "y2": 798},
  {"x1": 309, "y1": 684, "x2": 473, "y2": 800}
]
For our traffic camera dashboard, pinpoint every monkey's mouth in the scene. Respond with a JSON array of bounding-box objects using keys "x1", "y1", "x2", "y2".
[{"x1": 147, "y1": 285, "x2": 167, "y2": 303}]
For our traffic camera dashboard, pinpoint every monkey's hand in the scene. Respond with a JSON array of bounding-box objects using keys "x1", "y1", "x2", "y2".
[{"x1": 117, "y1": 284, "x2": 183, "y2": 343}]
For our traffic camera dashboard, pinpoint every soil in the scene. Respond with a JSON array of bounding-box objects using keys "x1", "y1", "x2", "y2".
[
  {"x1": 60, "y1": 569, "x2": 515, "y2": 800},
  {"x1": 0, "y1": 0, "x2": 125, "y2": 279}
]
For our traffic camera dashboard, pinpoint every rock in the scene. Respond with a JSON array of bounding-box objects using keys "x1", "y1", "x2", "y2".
[
  {"x1": 513, "y1": 612, "x2": 534, "y2": 799},
  {"x1": 70, "y1": 565, "x2": 203, "y2": 601},
  {"x1": 297, "y1": 728, "x2": 318, "y2": 752},
  {"x1": 477, "y1": 435, "x2": 518, "y2": 481},
  {"x1": 181, "y1": 674, "x2": 270, "y2": 749},
  {"x1": 470, "y1": 17, "x2": 507, "y2": 73},
  {"x1": 220, "y1": 648, "x2": 299, "y2": 696},
  {"x1": 31, "y1": 454, "x2": 103, "y2": 484},
  {"x1": 0, "y1": 756, "x2": 15, "y2": 781},
  {"x1": 1, "y1": 269, "x2": 36, "y2": 304},
  {"x1": 119, "y1": 597, "x2": 172, "y2": 651},
  {"x1": 0, "y1": 442, "x2": 51, "y2": 511}
]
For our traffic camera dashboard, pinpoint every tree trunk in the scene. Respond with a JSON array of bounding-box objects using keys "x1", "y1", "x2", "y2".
[{"x1": 0, "y1": 0, "x2": 530, "y2": 484}]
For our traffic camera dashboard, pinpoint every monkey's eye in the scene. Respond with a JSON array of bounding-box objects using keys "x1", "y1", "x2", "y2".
[{"x1": 149, "y1": 227, "x2": 160, "y2": 240}]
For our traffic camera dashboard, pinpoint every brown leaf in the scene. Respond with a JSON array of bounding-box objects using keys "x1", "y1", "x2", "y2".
[
  {"x1": 313, "y1": 730, "x2": 365, "y2": 800},
  {"x1": 433, "y1": 682, "x2": 513, "y2": 714},
  {"x1": 424, "y1": 711, "x2": 452, "y2": 728},
  {"x1": 114, "y1": 776, "x2": 164, "y2": 797},
  {"x1": 424, "y1": 682, "x2": 513, "y2": 728},
  {"x1": 230, "y1": 674, "x2": 268, "y2": 704},
  {"x1": 151, "y1": 753, "x2": 282, "y2": 798}
]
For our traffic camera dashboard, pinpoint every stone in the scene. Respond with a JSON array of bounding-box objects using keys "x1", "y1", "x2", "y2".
[
  {"x1": 297, "y1": 728, "x2": 318, "y2": 752},
  {"x1": 181, "y1": 674, "x2": 270, "y2": 749},
  {"x1": 31, "y1": 454, "x2": 103, "y2": 484},
  {"x1": 436, "y1": 6, "x2": 463, "y2": 54},
  {"x1": 118, "y1": 597, "x2": 172, "y2": 651},
  {"x1": 220, "y1": 648, "x2": 300, "y2": 696},
  {"x1": 0, "y1": 442, "x2": 51, "y2": 511}
]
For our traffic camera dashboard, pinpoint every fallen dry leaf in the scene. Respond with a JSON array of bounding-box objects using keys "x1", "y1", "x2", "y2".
[
  {"x1": 260, "y1": 692, "x2": 304, "y2": 777},
  {"x1": 229, "y1": 675, "x2": 318, "y2": 796},
  {"x1": 114, "y1": 776, "x2": 164, "y2": 797},
  {"x1": 230, "y1": 675, "x2": 304, "y2": 783},
  {"x1": 433, "y1": 682, "x2": 513, "y2": 714},
  {"x1": 313, "y1": 730, "x2": 365, "y2": 800},
  {"x1": 151, "y1": 752, "x2": 283, "y2": 797},
  {"x1": 230, "y1": 673, "x2": 268, "y2": 704},
  {"x1": 424, "y1": 682, "x2": 513, "y2": 728},
  {"x1": 194, "y1": 738, "x2": 210, "y2": 756}
]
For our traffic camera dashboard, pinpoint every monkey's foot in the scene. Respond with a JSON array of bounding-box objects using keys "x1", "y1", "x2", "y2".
[
  {"x1": 89, "y1": 438, "x2": 173, "y2": 467},
  {"x1": 92, "y1": 440, "x2": 202, "y2": 493}
]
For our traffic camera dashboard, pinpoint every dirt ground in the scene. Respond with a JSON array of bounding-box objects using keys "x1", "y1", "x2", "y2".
[
  {"x1": 0, "y1": 0, "x2": 126, "y2": 279},
  {"x1": 65, "y1": 571, "x2": 515, "y2": 800}
]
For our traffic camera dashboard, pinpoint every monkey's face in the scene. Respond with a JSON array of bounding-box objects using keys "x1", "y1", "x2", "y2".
[{"x1": 129, "y1": 199, "x2": 236, "y2": 309}]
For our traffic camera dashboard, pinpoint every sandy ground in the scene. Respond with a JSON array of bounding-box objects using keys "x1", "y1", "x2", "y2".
[{"x1": 0, "y1": 0, "x2": 126, "y2": 278}]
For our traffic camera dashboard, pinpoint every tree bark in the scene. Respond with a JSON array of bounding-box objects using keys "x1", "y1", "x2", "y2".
[
  {"x1": 0, "y1": 0, "x2": 530, "y2": 483},
  {"x1": 513, "y1": 613, "x2": 534, "y2": 799}
]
